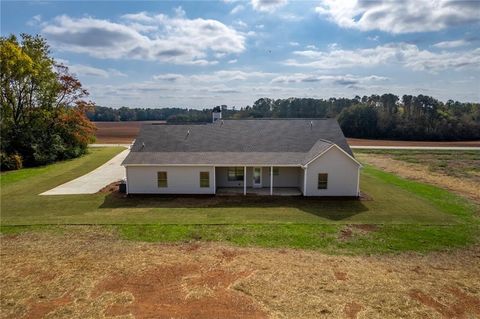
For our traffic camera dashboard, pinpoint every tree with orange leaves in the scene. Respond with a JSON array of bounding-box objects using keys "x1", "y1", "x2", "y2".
[{"x1": 0, "y1": 34, "x2": 96, "y2": 169}]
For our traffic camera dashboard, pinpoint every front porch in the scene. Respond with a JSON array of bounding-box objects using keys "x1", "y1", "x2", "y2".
[{"x1": 216, "y1": 187, "x2": 302, "y2": 196}]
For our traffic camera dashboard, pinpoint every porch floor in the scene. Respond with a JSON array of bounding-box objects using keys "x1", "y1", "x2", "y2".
[{"x1": 216, "y1": 187, "x2": 302, "y2": 196}]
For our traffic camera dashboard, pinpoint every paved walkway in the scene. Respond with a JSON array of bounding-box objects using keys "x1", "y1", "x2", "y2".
[
  {"x1": 351, "y1": 146, "x2": 480, "y2": 150},
  {"x1": 89, "y1": 143, "x2": 132, "y2": 148},
  {"x1": 40, "y1": 149, "x2": 130, "y2": 195}
]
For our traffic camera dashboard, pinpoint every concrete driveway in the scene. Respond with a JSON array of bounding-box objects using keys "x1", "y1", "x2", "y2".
[{"x1": 40, "y1": 149, "x2": 130, "y2": 195}]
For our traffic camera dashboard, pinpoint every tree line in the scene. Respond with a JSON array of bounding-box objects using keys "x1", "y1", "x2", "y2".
[
  {"x1": 90, "y1": 95, "x2": 480, "y2": 141},
  {"x1": 1, "y1": 34, "x2": 95, "y2": 170}
]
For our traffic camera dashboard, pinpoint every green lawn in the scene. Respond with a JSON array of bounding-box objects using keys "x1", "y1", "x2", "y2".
[{"x1": 1, "y1": 147, "x2": 479, "y2": 253}]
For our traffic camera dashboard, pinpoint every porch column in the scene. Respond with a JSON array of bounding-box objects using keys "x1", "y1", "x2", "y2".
[
  {"x1": 244, "y1": 166, "x2": 247, "y2": 195},
  {"x1": 303, "y1": 167, "x2": 308, "y2": 196},
  {"x1": 270, "y1": 166, "x2": 273, "y2": 195},
  {"x1": 213, "y1": 166, "x2": 216, "y2": 195}
]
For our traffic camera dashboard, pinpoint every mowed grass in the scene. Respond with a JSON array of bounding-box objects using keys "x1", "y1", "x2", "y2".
[{"x1": 1, "y1": 147, "x2": 479, "y2": 253}]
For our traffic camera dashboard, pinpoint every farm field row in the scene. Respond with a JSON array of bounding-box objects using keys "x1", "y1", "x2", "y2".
[{"x1": 93, "y1": 121, "x2": 480, "y2": 146}]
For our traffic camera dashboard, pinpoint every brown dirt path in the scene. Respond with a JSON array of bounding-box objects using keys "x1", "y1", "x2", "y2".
[
  {"x1": 1, "y1": 229, "x2": 479, "y2": 319},
  {"x1": 348, "y1": 138, "x2": 480, "y2": 147}
]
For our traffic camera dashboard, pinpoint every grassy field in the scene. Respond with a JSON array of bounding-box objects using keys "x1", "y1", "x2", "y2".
[
  {"x1": 355, "y1": 149, "x2": 480, "y2": 180},
  {"x1": 1, "y1": 147, "x2": 479, "y2": 253},
  {"x1": 356, "y1": 149, "x2": 480, "y2": 203}
]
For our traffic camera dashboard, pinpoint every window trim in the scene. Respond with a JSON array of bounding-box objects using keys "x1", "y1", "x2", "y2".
[
  {"x1": 317, "y1": 173, "x2": 328, "y2": 189},
  {"x1": 200, "y1": 171, "x2": 210, "y2": 188},
  {"x1": 157, "y1": 171, "x2": 168, "y2": 188}
]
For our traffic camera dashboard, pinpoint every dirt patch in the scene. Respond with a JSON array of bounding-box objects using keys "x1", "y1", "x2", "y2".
[
  {"x1": 409, "y1": 286, "x2": 480, "y2": 319},
  {"x1": 358, "y1": 191, "x2": 373, "y2": 201},
  {"x1": 348, "y1": 138, "x2": 480, "y2": 147},
  {"x1": 333, "y1": 270, "x2": 348, "y2": 281},
  {"x1": 352, "y1": 224, "x2": 379, "y2": 232},
  {"x1": 1, "y1": 229, "x2": 480, "y2": 319},
  {"x1": 344, "y1": 301, "x2": 363, "y2": 319},
  {"x1": 339, "y1": 224, "x2": 378, "y2": 241},
  {"x1": 339, "y1": 228, "x2": 353, "y2": 240},
  {"x1": 96, "y1": 181, "x2": 121, "y2": 194},
  {"x1": 94, "y1": 121, "x2": 165, "y2": 144},
  {"x1": 93, "y1": 264, "x2": 265, "y2": 319},
  {"x1": 23, "y1": 294, "x2": 72, "y2": 319}
]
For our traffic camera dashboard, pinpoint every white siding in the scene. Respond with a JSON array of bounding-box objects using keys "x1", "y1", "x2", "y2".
[
  {"x1": 126, "y1": 166, "x2": 215, "y2": 194},
  {"x1": 305, "y1": 146, "x2": 360, "y2": 197}
]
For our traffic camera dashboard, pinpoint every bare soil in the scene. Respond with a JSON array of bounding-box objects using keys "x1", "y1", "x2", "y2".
[
  {"x1": 1, "y1": 229, "x2": 479, "y2": 319},
  {"x1": 94, "y1": 121, "x2": 165, "y2": 143},
  {"x1": 348, "y1": 138, "x2": 480, "y2": 147}
]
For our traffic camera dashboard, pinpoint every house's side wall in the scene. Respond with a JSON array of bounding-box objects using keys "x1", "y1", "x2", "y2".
[
  {"x1": 126, "y1": 166, "x2": 215, "y2": 194},
  {"x1": 305, "y1": 147, "x2": 360, "y2": 196}
]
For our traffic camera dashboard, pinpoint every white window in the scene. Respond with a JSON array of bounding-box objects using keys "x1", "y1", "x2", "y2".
[
  {"x1": 157, "y1": 171, "x2": 168, "y2": 187},
  {"x1": 318, "y1": 173, "x2": 328, "y2": 189},
  {"x1": 200, "y1": 172, "x2": 210, "y2": 188}
]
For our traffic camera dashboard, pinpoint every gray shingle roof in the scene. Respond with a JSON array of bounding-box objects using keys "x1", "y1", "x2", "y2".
[{"x1": 122, "y1": 119, "x2": 353, "y2": 166}]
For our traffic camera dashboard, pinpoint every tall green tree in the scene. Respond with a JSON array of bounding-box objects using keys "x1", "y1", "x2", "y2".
[{"x1": 0, "y1": 34, "x2": 95, "y2": 170}]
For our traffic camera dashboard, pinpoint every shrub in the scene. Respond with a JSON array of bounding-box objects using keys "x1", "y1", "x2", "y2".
[{"x1": 0, "y1": 152, "x2": 23, "y2": 171}]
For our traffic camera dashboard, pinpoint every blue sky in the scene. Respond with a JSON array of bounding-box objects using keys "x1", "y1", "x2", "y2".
[{"x1": 1, "y1": 0, "x2": 479, "y2": 108}]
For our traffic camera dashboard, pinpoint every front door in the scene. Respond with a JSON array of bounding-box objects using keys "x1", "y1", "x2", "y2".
[{"x1": 253, "y1": 167, "x2": 262, "y2": 188}]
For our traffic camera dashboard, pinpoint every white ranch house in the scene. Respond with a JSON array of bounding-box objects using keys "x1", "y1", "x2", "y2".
[{"x1": 122, "y1": 113, "x2": 361, "y2": 196}]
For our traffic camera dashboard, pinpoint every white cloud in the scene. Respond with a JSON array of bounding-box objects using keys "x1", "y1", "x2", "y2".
[
  {"x1": 315, "y1": 0, "x2": 480, "y2": 34},
  {"x1": 153, "y1": 73, "x2": 184, "y2": 82},
  {"x1": 107, "y1": 68, "x2": 127, "y2": 77},
  {"x1": 433, "y1": 39, "x2": 468, "y2": 49},
  {"x1": 327, "y1": 42, "x2": 339, "y2": 50},
  {"x1": 271, "y1": 73, "x2": 388, "y2": 88},
  {"x1": 42, "y1": 12, "x2": 246, "y2": 65},
  {"x1": 285, "y1": 43, "x2": 480, "y2": 72},
  {"x1": 173, "y1": 6, "x2": 186, "y2": 17},
  {"x1": 230, "y1": 5, "x2": 245, "y2": 14},
  {"x1": 60, "y1": 62, "x2": 126, "y2": 78},
  {"x1": 228, "y1": 59, "x2": 238, "y2": 64},
  {"x1": 27, "y1": 14, "x2": 42, "y2": 26},
  {"x1": 251, "y1": 0, "x2": 287, "y2": 12},
  {"x1": 289, "y1": 41, "x2": 299, "y2": 46},
  {"x1": 152, "y1": 70, "x2": 273, "y2": 83},
  {"x1": 190, "y1": 70, "x2": 274, "y2": 82},
  {"x1": 234, "y1": 19, "x2": 248, "y2": 28}
]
